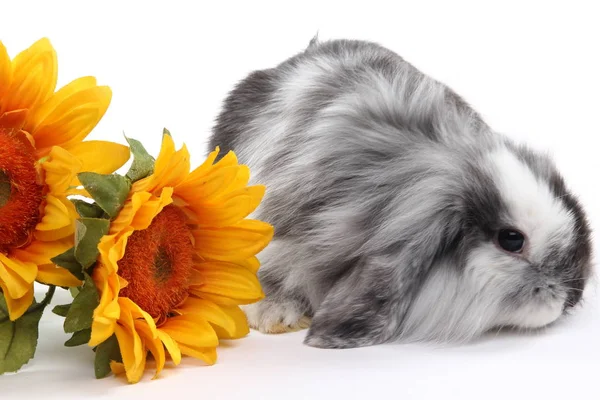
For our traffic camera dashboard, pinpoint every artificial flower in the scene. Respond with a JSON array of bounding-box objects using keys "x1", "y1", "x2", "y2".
[
  {"x1": 86, "y1": 133, "x2": 273, "y2": 383},
  {"x1": 0, "y1": 38, "x2": 130, "y2": 320}
]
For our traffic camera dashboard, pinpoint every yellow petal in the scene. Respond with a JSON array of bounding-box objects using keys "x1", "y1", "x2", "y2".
[
  {"x1": 107, "y1": 192, "x2": 152, "y2": 235},
  {"x1": 132, "y1": 134, "x2": 190, "y2": 194},
  {"x1": 64, "y1": 141, "x2": 130, "y2": 186},
  {"x1": 173, "y1": 297, "x2": 236, "y2": 336},
  {"x1": 109, "y1": 361, "x2": 126, "y2": 375},
  {"x1": 192, "y1": 186, "x2": 266, "y2": 228},
  {"x1": 0, "y1": 253, "x2": 37, "y2": 298},
  {"x1": 135, "y1": 320, "x2": 165, "y2": 379},
  {"x1": 176, "y1": 164, "x2": 250, "y2": 204},
  {"x1": 156, "y1": 330, "x2": 182, "y2": 365},
  {"x1": 25, "y1": 76, "x2": 97, "y2": 133},
  {"x1": 90, "y1": 269, "x2": 120, "y2": 347},
  {"x1": 176, "y1": 147, "x2": 220, "y2": 187},
  {"x1": 118, "y1": 307, "x2": 146, "y2": 374},
  {"x1": 159, "y1": 313, "x2": 219, "y2": 349},
  {"x1": 98, "y1": 232, "x2": 134, "y2": 276},
  {"x1": 238, "y1": 256, "x2": 261, "y2": 274},
  {"x1": 118, "y1": 297, "x2": 157, "y2": 338},
  {"x1": 0, "y1": 38, "x2": 57, "y2": 114},
  {"x1": 31, "y1": 86, "x2": 112, "y2": 152},
  {"x1": 211, "y1": 150, "x2": 239, "y2": 170},
  {"x1": 90, "y1": 318, "x2": 115, "y2": 348},
  {"x1": 189, "y1": 262, "x2": 264, "y2": 306},
  {"x1": 0, "y1": 281, "x2": 34, "y2": 321},
  {"x1": 177, "y1": 344, "x2": 217, "y2": 365},
  {"x1": 41, "y1": 146, "x2": 83, "y2": 195},
  {"x1": 36, "y1": 263, "x2": 82, "y2": 287},
  {"x1": 210, "y1": 305, "x2": 250, "y2": 340},
  {"x1": 0, "y1": 41, "x2": 12, "y2": 100},
  {"x1": 129, "y1": 188, "x2": 173, "y2": 231},
  {"x1": 10, "y1": 237, "x2": 72, "y2": 265},
  {"x1": 193, "y1": 219, "x2": 274, "y2": 261},
  {"x1": 114, "y1": 324, "x2": 146, "y2": 384},
  {"x1": 36, "y1": 194, "x2": 73, "y2": 231},
  {"x1": 34, "y1": 223, "x2": 75, "y2": 242}
]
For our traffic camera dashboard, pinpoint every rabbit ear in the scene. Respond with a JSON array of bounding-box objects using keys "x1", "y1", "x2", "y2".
[
  {"x1": 304, "y1": 252, "x2": 432, "y2": 349},
  {"x1": 304, "y1": 210, "x2": 463, "y2": 349},
  {"x1": 304, "y1": 259, "x2": 396, "y2": 349}
]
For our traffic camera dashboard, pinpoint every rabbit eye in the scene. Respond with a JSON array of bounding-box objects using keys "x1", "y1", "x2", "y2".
[{"x1": 497, "y1": 229, "x2": 525, "y2": 253}]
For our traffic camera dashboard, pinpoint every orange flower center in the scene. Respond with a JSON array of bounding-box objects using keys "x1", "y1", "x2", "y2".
[
  {"x1": 0, "y1": 128, "x2": 44, "y2": 254},
  {"x1": 118, "y1": 205, "x2": 195, "y2": 319}
]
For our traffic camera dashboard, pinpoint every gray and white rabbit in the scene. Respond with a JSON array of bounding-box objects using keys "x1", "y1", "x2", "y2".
[{"x1": 208, "y1": 38, "x2": 593, "y2": 349}]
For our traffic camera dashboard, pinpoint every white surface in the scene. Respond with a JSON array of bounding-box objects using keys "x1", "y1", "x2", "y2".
[{"x1": 1, "y1": 1, "x2": 600, "y2": 399}]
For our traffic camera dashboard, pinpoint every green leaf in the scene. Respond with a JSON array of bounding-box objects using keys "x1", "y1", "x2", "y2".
[
  {"x1": 94, "y1": 334, "x2": 122, "y2": 379},
  {"x1": 124, "y1": 135, "x2": 155, "y2": 182},
  {"x1": 0, "y1": 296, "x2": 44, "y2": 374},
  {"x1": 64, "y1": 274, "x2": 99, "y2": 333},
  {"x1": 65, "y1": 328, "x2": 91, "y2": 347},
  {"x1": 78, "y1": 172, "x2": 131, "y2": 218},
  {"x1": 74, "y1": 218, "x2": 110, "y2": 269},
  {"x1": 71, "y1": 199, "x2": 106, "y2": 219},
  {"x1": 51, "y1": 247, "x2": 84, "y2": 280},
  {"x1": 69, "y1": 286, "x2": 80, "y2": 298},
  {"x1": 52, "y1": 304, "x2": 71, "y2": 317}
]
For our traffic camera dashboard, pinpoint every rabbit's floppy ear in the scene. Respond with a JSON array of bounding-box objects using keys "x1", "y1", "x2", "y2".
[{"x1": 304, "y1": 206, "x2": 463, "y2": 349}]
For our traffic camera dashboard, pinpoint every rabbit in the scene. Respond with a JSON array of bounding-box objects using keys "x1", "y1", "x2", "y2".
[{"x1": 208, "y1": 38, "x2": 593, "y2": 349}]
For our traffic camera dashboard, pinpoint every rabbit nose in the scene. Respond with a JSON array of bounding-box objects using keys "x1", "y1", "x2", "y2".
[{"x1": 532, "y1": 283, "x2": 558, "y2": 296}]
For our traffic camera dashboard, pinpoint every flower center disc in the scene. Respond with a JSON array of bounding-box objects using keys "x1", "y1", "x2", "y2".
[
  {"x1": 0, "y1": 129, "x2": 44, "y2": 253},
  {"x1": 118, "y1": 205, "x2": 194, "y2": 319}
]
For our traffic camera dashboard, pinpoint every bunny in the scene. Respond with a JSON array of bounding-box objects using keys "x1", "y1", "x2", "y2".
[{"x1": 208, "y1": 38, "x2": 593, "y2": 349}]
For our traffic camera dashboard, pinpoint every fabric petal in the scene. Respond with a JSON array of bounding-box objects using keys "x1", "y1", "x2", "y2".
[
  {"x1": 10, "y1": 237, "x2": 72, "y2": 265},
  {"x1": 0, "y1": 41, "x2": 12, "y2": 100},
  {"x1": 0, "y1": 38, "x2": 57, "y2": 114},
  {"x1": 159, "y1": 313, "x2": 219, "y2": 349},
  {"x1": 189, "y1": 262, "x2": 264, "y2": 306},
  {"x1": 193, "y1": 219, "x2": 274, "y2": 261},
  {"x1": 176, "y1": 165, "x2": 248, "y2": 204},
  {"x1": 0, "y1": 281, "x2": 34, "y2": 321},
  {"x1": 177, "y1": 344, "x2": 217, "y2": 365},
  {"x1": 210, "y1": 305, "x2": 250, "y2": 340},
  {"x1": 192, "y1": 186, "x2": 266, "y2": 228},
  {"x1": 25, "y1": 76, "x2": 97, "y2": 133},
  {"x1": 36, "y1": 194, "x2": 73, "y2": 231},
  {"x1": 31, "y1": 86, "x2": 112, "y2": 152},
  {"x1": 238, "y1": 256, "x2": 261, "y2": 274},
  {"x1": 134, "y1": 320, "x2": 165, "y2": 379},
  {"x1": 89, "y1": 269, "x2": 121, "y2": 347},
  {"x1": 156, "y1": 330, "x2": 182, "y2": 365},
  {"x1": 175, "y1": 147, "x2": 220, "y2": 188},
  {"x1": 36, "y1": 263, "x2": 82, "y2": 287},
  {"x1": 118, "y1": 297, "x2": 158, "y2": 338},
  {"x1": 0, "y1": 253, "x2": 37, "y2": 298},
  {"x1": 41, "y1": 146, "x2": 82, "y2": 195},
  {"x1": 173, "y1": 297, "x2": 236, "y2": 336},
  {"x1": 114, "y1": 324, "x2": 146, "y2": 384},
  {"x1": 129, "y1": 188, "x2": 173, "y2": 231},
  {"x1": 64, "y1": 141, "x2": 130, "y2": 186}
]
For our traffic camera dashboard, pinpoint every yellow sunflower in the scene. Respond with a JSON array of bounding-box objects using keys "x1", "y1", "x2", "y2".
[
  {"x1": 0, "y1": 38, "x2": 130, "y2": 320},
  {"x1": 89, "y1": 133, "x2": 273, "y2": 383}
]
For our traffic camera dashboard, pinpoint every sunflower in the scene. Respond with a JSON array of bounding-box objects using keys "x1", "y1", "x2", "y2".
[
  {"x1": 0, "y1": 38, "x2": 130, "y2": 320},
  {"x1": 88, "y1": 133, "x2": 273, "y2": 383}
]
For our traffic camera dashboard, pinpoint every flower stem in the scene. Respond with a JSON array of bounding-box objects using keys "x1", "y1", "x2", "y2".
[{"x1": 0, "y1": 285, "x2": 56, "y2": 324}]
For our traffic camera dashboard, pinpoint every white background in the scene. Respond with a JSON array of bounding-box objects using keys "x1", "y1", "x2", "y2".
[{"x1": 1, "y1": 1, "x2": 599, "y2": 399}]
